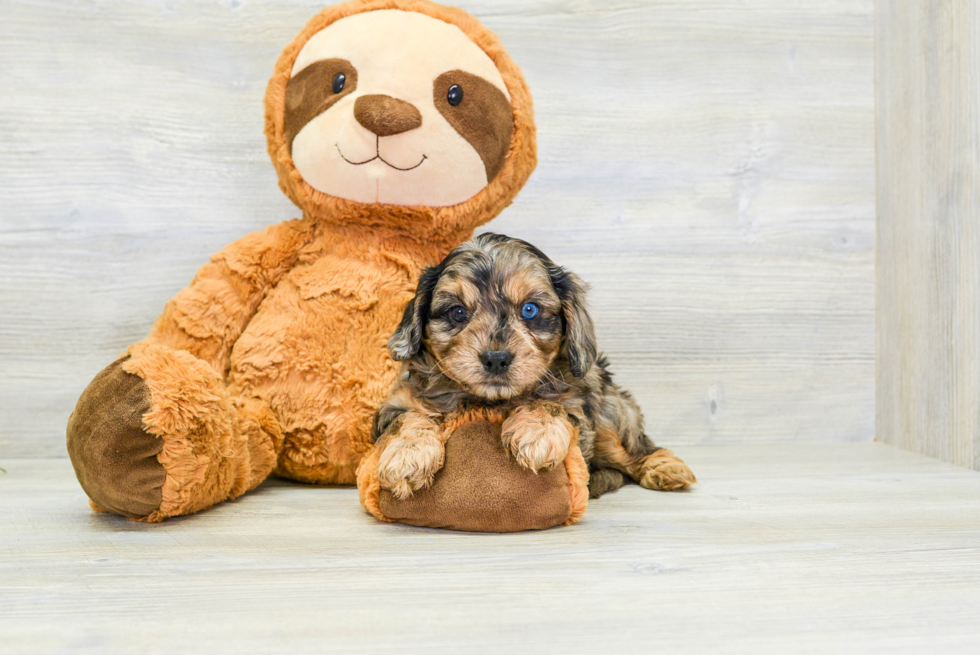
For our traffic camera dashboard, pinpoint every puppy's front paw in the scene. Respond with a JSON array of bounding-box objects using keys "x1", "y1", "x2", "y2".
[
  {"x1": 377, "y1": 430, "x2": 445, "y2": 500},
  {"x1": 501, "y1": 405, "x2": 573, "y2": 473},
  {"x1": 638, "y1": 449, "x2": 697, "y2": 491}
]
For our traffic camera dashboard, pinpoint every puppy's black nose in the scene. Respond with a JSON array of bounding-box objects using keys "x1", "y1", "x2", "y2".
[{"x1": 480, "y1": 350, "x2": 513, "y2": 375}]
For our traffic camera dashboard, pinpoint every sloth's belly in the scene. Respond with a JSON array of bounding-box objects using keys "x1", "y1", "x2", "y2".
[{"x1": 228, "y1": 255, "x2": 415, "y2": 483}]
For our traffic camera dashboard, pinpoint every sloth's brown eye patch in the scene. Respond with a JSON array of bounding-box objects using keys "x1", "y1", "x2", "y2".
[
  {"x1": 434, "y1": 70, "x2": 513, "y2": 182},
  {"x1": 284, "y1": 58, "x2": 358, "y2": 154}
]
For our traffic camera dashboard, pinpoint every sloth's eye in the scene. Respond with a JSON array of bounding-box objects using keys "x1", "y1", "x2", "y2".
[
  {"x1": 448, "y1": 305, "x2": 468, "y2": 324},
  {"x1": 521, "y1": 302, "x2": 540, "y2": 320},
  {"x1": 447, "y1": 84, "x2": 463, "y2": 106},
  {"x1": 332, "y1": 72, "x2": 346, "y2": 94}
]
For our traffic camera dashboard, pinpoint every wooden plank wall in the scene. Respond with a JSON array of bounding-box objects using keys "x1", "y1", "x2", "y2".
[
  {"x1": 877, "y1": 0, "x2": 980, "y2": 470},
  {"x1": 0, "y1": 0, "x2": 874, "y2": 457}
]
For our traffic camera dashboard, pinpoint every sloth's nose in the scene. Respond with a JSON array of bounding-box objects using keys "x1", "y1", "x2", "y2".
[
  {"x1": 354, "y1": 94, "x2": 423, "y2": 137},
  {"x1": 480, "y1": 350, "x2": 514, "y2": 376}
]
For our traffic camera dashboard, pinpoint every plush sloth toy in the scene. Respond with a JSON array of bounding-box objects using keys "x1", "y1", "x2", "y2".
[{"x1": 67, "y1": 0, "x2": 590, "y2": 530}]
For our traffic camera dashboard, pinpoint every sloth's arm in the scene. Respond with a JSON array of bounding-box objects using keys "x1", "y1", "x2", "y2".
[{"x1": 141, "y1": 217, "x2": 316, "y2": 375}]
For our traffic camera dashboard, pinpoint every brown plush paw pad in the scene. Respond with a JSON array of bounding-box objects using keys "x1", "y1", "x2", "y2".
[
  {"x1": 67, "y1": 358, "x2": 166, "y2": 519},
  {"x1": 378, "y1": 421, "x2": 574, "y2": 532}
]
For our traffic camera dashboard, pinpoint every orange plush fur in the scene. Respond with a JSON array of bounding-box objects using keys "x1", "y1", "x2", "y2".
[{"x1": 71, "y1": 0, "x2": 537, "y2": 522}]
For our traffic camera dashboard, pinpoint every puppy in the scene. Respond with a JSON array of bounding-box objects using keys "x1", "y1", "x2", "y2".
[{"x1": 373, "y1": 233, "x2": 696, "y2": 500}]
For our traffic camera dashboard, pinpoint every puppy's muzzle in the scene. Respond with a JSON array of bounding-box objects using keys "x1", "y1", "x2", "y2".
[{"x1": 480, "y1": 350, "x2": 513, "y2": 376}]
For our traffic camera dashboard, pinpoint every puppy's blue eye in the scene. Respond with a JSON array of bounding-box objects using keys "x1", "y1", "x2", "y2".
[
  {"x1": 449, "y1": 305, "x2": 468, "y2": 324},
  {"x1": 521, "y1": 302, "x2": 539, "y2": 320},
  {"x1": 332, "y1": 72, "x2": 346, "y2": 94}
]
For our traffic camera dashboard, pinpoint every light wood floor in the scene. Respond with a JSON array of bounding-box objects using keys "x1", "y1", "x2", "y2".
[{"x1": 1, "y1": 443, "x2": 978, "y2": 654}]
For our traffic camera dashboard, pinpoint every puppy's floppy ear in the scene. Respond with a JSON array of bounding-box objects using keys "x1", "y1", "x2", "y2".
[
  {"x1": 388, "y1": 265, "x2": 442, "y2": 361},
  {"x1": 550, "y1": 267, "x2": 598, "y2": 377}
]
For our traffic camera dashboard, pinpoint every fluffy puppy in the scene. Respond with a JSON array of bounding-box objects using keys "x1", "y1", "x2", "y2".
[{"x1": 373, "y1": 233, "x2": 696, "y2": 500}]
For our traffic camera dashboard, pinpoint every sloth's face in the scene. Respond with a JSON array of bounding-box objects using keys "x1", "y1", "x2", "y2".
[{"x1": 284, "y1": 10, "x2": 514, "y2": 207}]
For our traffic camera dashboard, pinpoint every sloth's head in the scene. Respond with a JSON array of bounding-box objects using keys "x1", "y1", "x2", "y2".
[{"x1": 265, "y1": 0, "x2": 536, "y2": 237}]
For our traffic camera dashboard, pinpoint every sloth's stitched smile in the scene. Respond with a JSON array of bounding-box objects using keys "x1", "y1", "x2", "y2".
[{"x1": 336, "y1": 138, "x2": 427, "y2": 172}]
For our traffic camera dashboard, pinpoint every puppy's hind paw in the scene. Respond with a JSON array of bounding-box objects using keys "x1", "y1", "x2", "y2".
[{"x1": 638, "y1": 449, "x2": 697, "y2": 491}]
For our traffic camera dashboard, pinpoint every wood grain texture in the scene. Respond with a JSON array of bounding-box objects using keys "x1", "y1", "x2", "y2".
[
  {"x1": 876, "y1": 1, "x2": 980, "y2": 470},
  {"x1": 0, "y1": 1, "x2": 874, "y2": 456},
  {"x1": 2, "y1": 443, "x2": 980, "y2": 654}
]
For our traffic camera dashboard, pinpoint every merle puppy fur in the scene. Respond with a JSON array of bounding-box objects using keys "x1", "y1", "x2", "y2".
[{"x1": 372, "y1": 233, "x2": 696, "y2": 500}]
